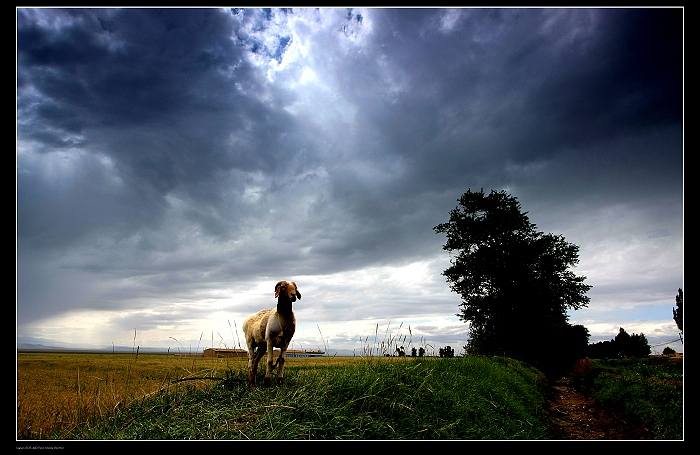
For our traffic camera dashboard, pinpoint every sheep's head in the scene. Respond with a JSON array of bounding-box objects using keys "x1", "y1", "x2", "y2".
[{"x1": 275, "y1": 281, "x2": 301, "y2": 302}]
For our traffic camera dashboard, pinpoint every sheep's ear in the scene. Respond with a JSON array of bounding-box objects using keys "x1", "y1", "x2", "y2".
[
  {"x1": 275, "y1": 281, "x2": 283, "y2": 298},
  {"x1": 292, "y1": 281, "x2": 301, "y2": 299}
]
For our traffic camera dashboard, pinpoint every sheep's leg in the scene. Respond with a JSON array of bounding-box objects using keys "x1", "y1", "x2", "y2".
[
  {"x1": 276, "y1": 352, "x2": 286, "y2": 385},
  {"x1": 246, "y1": 344, "x2": 255, "y2": 385},
  {"x1": 247, "y1": 351, "x2": 256, "y2": 385},
  {"x1": 249, "y1": 345, "x2": 265, "y2": 385},
  {"x1": 264, "y1": 345, "x2": 274, "y2": 387},
  {"x1": 248, "y1": 351, "x2": 256, "y2": 385}
]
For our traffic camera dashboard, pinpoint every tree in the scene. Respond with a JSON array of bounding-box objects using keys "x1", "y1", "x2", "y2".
[
  {"x1": 439, "y1": 346, "x2": 455, "y2": 358},
  {"x1": 562, "y1": 324, "x2": 590, "y2": 360},
  {"x1": 434, "y1": 189, "x2": 591, "y2": 375},
  {"x1": 673, "y1": 288, "x2": 683, "y2": 343},
  {"x1": 614, "y1": 326, "x2": 633, "y2": 357},
  {"x1": 586, "y1": 327, "x2": 650, "y2": 358},
  {"x1": 627, "y1": 331, "x2": 651, "y2": 358},
  {"x1": 586, "y1": 340, "x2": 615, "y2": 359}
]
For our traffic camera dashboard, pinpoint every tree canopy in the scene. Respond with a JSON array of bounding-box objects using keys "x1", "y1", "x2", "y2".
[
  {"x1": 434, "y1": 189, "x2": 591, "y2": 374},
  {"x1": 587, "y1": 327, "x2": 651, "y2": 359}
]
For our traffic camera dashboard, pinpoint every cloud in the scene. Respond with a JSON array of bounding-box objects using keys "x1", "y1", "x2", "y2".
[{"x1": 17, "y1": 8, "x2": 683, "y2": 353}]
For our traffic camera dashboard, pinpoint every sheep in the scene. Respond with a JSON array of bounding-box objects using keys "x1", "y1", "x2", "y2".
[{"x1": 242, "y1": 280, "x2": 301, "y2": 386}]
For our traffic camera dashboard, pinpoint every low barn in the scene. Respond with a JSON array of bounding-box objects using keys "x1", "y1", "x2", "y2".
[
  {"x1": 202, "y1": 348, "x2": 324, "y2": 358},
  {"x1": 203, "y1": 348, "x2": 248, "y2": 358},
  {"x1": 285, "y1": 349, "x2": 325, "y2": 358}
]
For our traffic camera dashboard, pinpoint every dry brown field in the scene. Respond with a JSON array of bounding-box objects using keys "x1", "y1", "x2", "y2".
[{"x1": 17, "y1": 351, "x2": 362, "y2": 439}]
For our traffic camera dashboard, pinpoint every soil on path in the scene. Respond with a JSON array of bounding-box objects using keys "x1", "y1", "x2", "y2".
[{"x1": 547, "y1": 377, "x2": 646, "y2": 440}]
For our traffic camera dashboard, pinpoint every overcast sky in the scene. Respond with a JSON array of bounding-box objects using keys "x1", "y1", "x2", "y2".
[{"x1": 16, "y1": 7, "x2": 683, "y2": 356}]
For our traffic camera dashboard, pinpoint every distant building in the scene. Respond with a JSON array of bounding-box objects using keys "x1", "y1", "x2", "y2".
[
  {"x1": 202, "y1": 348, "x2": 324, "y2": 358},
  {"x1": 202, "y1": 348, "x2": 247, "y2": 358},
  {"x1": 285, "y1": 349, "x2": 325, "y2": 358}
]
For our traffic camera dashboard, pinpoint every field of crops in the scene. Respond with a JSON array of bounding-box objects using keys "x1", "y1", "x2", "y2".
[{"x1": 16, "y1": 351, "x2": 406, "y2": 439}]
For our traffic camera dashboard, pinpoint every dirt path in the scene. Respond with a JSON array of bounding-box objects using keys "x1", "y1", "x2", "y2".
[{"x1": 547, "y1": 377, "x2": 639, "y2": 440}]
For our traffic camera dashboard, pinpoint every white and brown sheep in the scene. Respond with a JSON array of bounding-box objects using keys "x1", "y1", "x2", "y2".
[{"x1": 242, "y1": 280, "x2": 300, "y2": 386}]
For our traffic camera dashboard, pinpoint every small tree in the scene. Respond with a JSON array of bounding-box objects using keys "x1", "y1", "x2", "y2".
[
  {"x1": 614, "y1": 327, "x2": 633, "y2": 357},
  {"x1": 673, "y1": 288, "x2": 683, "y2": 343},
  {"x1": 439, "y1": 346, "x2": 455, "y2": 358},
  {"x1": 587, "y1": 339, "x2": 615, "y2": 359},
  {"x1": 558, "y1": 324, "x2": 590, "y2": 362},
  {"x1": 612, "y1": 327, "x2": 649, "y2": 358},
  {"x1": 587, "y1": 327, "x2": 650, "y2": 358}
]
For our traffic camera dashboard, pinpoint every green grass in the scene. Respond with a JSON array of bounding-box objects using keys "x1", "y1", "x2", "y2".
[
  {"x1": 59, "y1": 356, "x2": 550, "y2": 440},
  {"x1": 570, "y1": 357, "x2": 683, "y2": 440}
]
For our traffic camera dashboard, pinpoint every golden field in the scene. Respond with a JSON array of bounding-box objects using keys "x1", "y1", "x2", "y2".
[{"x1": 17, "y1": 351, "x2": 360, "y2": 439}]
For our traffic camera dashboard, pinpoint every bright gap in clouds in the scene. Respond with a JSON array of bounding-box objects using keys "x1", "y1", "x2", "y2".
[
  {"x1": 21, "y1": 258, "x2": 467, "y2": 354},
  {"x1": 234, "y1": 8, "x2": 371, "y2": 81}
]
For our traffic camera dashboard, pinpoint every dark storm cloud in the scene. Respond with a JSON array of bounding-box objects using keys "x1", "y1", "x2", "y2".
[
  {"x1": 337, "y1": 8, "x2": 682, "y2": 197},
  {"x1": 17, "y1": 8, "x2": 310, "y2": 200},
  {"x1": 17, "y1": 8, "x2": 313, "y2": 261},
  {"x1": 16, "y1": 7, "x2": 683, "y2": 351}
]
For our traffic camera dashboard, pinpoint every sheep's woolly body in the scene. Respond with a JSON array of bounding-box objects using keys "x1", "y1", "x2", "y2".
[
  {"x1": 242, "y1": 281, "x2": 300, "y2": 386},
  {"x1": 245, "y1": 307, "x2": 296, "y2": 350}
]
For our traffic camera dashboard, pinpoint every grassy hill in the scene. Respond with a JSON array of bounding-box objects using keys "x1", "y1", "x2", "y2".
[{"x1": 57, "y1": 355, "x2": 549, "y2": 440}]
